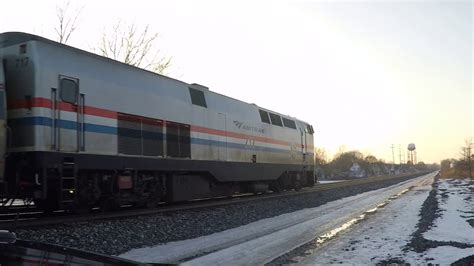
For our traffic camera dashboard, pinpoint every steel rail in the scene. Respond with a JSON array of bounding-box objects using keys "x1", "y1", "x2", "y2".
[{"x1": 0, "y1": 172, "x2": 429, "y2": 229}]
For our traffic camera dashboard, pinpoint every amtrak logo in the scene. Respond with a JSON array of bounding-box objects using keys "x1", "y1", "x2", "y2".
[
  {"x1": 233, "y1": 120, "x2": 265, "y2": 134},
  {"x1": 233, "y1": 121, "x2": 244, "y2": 128}
]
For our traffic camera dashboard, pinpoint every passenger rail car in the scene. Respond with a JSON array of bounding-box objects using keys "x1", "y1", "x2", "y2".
[{"x1": 0, "y1": 32, "x2": 315, "y2": 211}]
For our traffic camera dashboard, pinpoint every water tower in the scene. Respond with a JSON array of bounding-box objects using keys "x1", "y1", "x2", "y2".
[{"x1": 407, "y1": 143, "x2": 416, "y2": 165}]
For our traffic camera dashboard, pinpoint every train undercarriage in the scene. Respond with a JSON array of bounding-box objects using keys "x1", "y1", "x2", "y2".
[{"x1": 3, "y1": 152, "x2": 315, "y2": 212}]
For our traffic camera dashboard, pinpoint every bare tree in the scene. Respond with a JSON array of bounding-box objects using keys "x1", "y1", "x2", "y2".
[
  {"x1": 364, "y1": 155, "x2": 378, "y2": 164},
  {"x1": 97, "y1": 21, "x2": 171, "y2": 74},
  {"x1": 54, "y1": 1, "x2": 83, "y2": 44},
  {"x1": 314, "y1": 148, "x2": 328, "y2": 165},
  {"x1": 459, "y1": 138, "x2": 473, "y2": 178}
]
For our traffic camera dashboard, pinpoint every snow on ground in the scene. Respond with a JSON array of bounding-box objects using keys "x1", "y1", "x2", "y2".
[
  {"x1": 318, "y1": 180, "x2": 346, "y2": 184},
  {"x1": 424, "y1": 179, "x2": 474, "y2": 244},
  {"x1": 119, "y1": 173, "x2": 436, "y2": 264},
  {"x1": 296, "y1": 177, "x2": 428, "y2": 264},
  {"x1": 420, "y1": 246, "x2": 474, "y2": 265},
  {"x1": 1, "y1": 199, "x2": 28, "y2": 206},
  {"x1": 295, "y1": 178, "x2": 474, "y2": 265}
]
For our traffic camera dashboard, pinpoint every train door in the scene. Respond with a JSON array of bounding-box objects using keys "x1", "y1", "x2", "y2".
[
  {"x1": 0, "y1": 61, "x2": 6, "y2": 181},
  {"x1": 217, "y1": 113, "x2": 227, "y2": 161},
  {"x1": 54, "y1": 76, "x2": 84, "y2": 152},
  {"x1": 303, "y1": 129, "x2": 308, "y2": 155},
  {"x1": 299, "y1": 125, "x2": 308, "y2": 165},
  {"x1": 245, "y1": 137, "x2": 255, "y2": 163}
]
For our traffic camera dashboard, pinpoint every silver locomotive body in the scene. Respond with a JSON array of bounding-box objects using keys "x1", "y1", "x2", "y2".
[{"x1": 0, "y1": 32, "x2": 315, "y2": 210}]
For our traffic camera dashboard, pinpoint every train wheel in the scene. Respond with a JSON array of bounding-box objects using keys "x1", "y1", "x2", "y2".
[
  {"x1": 100, "y1": 197, "x2": 119, "y2": 212},
  {"x1": 146, "y1": 198, "x2": 161, "y2": 209},
  {"x1": 34, "y1": 198, "x2": 57, "y2": 213},
  {"x1": 294, "y1": 173, "x2": 302, "y2": 191},
  {"x1": 307, "y1": 174, "x2": 316, "y2": 187},
  {"x1": 73, "y1": 204, "x2": 91, "y2": 215},
  {"x1": 295, "y1": 181, "x2": 302, "y2": 191},
  {"x1": 269, "y1": 181, "x2": 283, "y2": 193}
]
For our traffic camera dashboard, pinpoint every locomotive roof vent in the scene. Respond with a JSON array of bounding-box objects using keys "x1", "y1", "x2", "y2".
[{"x1": 190, "y1": 83, "x2": 209, "y2": 91}]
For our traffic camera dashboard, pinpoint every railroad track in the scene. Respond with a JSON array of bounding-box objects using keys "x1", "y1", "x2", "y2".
[{"x1": 0, "y1": 172, "x2": 429, "y2": 229}]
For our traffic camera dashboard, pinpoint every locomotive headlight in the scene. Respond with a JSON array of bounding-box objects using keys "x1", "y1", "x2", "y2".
[{"x1": 69, "y1": 190, "x2": 75, "y2": 194}]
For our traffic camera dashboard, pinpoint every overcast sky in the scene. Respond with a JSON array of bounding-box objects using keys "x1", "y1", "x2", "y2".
[{"x1": 1, "y1": 0, "x2": 472, "y2": 163}]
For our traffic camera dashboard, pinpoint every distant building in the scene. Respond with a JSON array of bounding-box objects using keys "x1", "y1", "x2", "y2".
[{"x1": 349, "y1": 163, "x2": 366, "y2": 178}]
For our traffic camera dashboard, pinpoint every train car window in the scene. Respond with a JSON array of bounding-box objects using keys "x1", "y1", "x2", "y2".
[
  {"x1": 143, "y1": 119, "x2": 164, "y2": 156},
  {"x1": 166, "y1": 121, "x2": 191, "y2": 158},
  {"x1": 189, "y1": 87, "x2": 207, "y2": 108},
  {"x1": 60, "y1": 78, "x2": 78, "y2": 104},
  {"x1": 179, "y1": 124, "x2": 191, "y2": 158},
  {"x1": 259, "y1": 110, "x2": 270, "y2": 124},
  {"x1": 282, "y1": 118, "x2": 296, "y2": 129},
  {"x1": 269, "y1": 113, "x2": 283, "y2": 127},
  {"x1": 118, "y1": 114, "x2": 165, "y2": 156},
  {"x1": 166, "y1": 121, "x2": 180, "y2": 157},
  {"x1": 118, "y1": 114, "x2": 142, "y2": 155},
  {"x1": 306, "y1": 124, "x2": 314, "y2": 134}
]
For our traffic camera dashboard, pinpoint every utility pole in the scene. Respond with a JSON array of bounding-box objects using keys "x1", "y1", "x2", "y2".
[
  {"x1": 398, "y1": 144, "x2": 402, "y2": 164},
  {"x1": 390, "y1": 144, "x2": 395, "y2": 164},
  {"x1": 391, "y1": 144, "x2": 395, "y2": 173},
  {"x1": 470, "y1": 141, "x2": 473, "y2": 179}
]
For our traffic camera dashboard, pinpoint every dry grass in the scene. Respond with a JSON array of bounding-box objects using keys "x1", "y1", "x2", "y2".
[{"x1": 440, "y1": 162, "x2": 473, "y2": 179}]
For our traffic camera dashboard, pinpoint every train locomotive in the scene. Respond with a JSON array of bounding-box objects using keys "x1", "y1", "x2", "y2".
[{"x1": 0, "y1": 32, "x2": 315, "y2": 211}]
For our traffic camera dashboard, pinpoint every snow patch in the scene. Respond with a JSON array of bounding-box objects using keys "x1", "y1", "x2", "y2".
[
  {"x1": 318, "y1": 180, "x2": 346, "y2": 184},
  {"x1": 295, "y1": 177, "x2": 474, "y2": 265},
  {"x1": 296, "y1": 181, "x2": 432, "y2": 264},
  {"x1": 419, "y1": 246, "x2": 474, "y2": 264},
  {"x1": 423, "y1": 179, "x2": 474, "y2": 244}
]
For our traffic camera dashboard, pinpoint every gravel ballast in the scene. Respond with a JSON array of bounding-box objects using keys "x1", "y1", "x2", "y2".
[{"x1": 15, "y1": 173, "x2": 427, "y2": 255}]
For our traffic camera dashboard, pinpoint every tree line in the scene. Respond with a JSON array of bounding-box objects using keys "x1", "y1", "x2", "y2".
[
  {"x1": 440, "y1": 138, "x2": 473, "y2": 179},
  {"x1": 315, "y1": 148, "x2": 434, "y2": 180}
]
